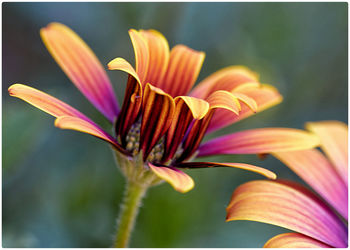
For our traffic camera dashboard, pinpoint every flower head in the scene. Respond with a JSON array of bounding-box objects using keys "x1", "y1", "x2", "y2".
[
  {"x1": 226, "y1": 121, "x2": 348, "y2": 247},
  {"x1": 9, "y1": 23, "x2": 320, "y2": 193}
]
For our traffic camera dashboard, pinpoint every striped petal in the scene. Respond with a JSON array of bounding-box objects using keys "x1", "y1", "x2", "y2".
[
  {"x1": 306, "y1": 121, "x2": 348, "y2": 185},
  {"x1": 139, "y1": 30, "x2": 170, "y2": 87},
  {"x1": 148, "y1": 163, "x2": 194, "y2": 193},
  {"x1": 206, "y1": 90, "x2": 241, "y2": 115},
  {"x1": 160, "y1": 45, "x2": 205, "y2": 97},
  {"x1": 163, "y1": 97, "x2": 209, "y2": 162},
  {"x1": 128, "y1": 29, "x2": 149, "y2": 85},
  {"x1": 273, "y1": 149, "x2": 348, "y2": 220},
  {"x1": 207, "y1": 84, "x2": 282, "y2": 134},
  {"x1": 174, "y1": 162, "x2": 276, "y2": 179},
  {"x1": 114, "y1": 75, "x2": 143, "y2": 145},
  {"x1": 8, "y1": 84, "x2": 90, "y2": 121},
  {"x1": 40, "y1": 22, "x2": 119, "y2": 122},
  {"x1": 190, "y1": 66, "x2": 259, "y2": 99},
  {"x1": 140, "y1": 84, "x2": 175, "y2": 160},
  {"x1": 264, "y1": 233, "x2": 332, "y2": 248},
  {"x1": 199, "y1": 128, "x2": 320, "y2": 156},
  {"x1": 55, "y1": 116, "x2": 127, "y2": 153},
  {"x1": 226, "y1": 180, "x2": 348, "y2": 248}
]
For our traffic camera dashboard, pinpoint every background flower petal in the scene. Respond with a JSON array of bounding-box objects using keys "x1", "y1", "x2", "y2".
[
  {"x1": 306, "y1": 121, "x2": 348, "y2": 185},
  {"x1": 273, "y1": 149, "x2": 348, "y2": 220},
  {"x1": 199, "y1": 128, "x2": 320, "y2": 156},
  {"x1": 226, "y1": 180, "x2": 348, "y2": 248},
  {"x1": 160, "y1": 45, "x2": 205, "y2": 97},
  {"x1": 148, "y1": 163, "x2": 194, "y2": 193},
  {"x1": 40, "y1": 22, "x2": 119, "y2": 122},
  {"x1": 264, "y1": 233, "x2": 332, "y2": 248},
  {"x1": 174, "y1": 162, "x2": 276, "y2": 179}
]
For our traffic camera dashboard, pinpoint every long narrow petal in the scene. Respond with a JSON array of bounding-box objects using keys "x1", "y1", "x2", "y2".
[
  {"x1": 199, "y1": 128, "x2": 320, "y2": 156},
  {"x1": 264, "y1": 233, "x2": 332, "y2": 248},
  {"x1": 140, "y1": 84, "x2": 175, "y2": 160},
  {"x1": 207, "y1": 84, "x2": 282, "y2": 134},
  {"x1": 273, "y1": 149, "x2": 348, "y2": 220},
  {"x1": 115, "y1": 75, "x2": 143, "y2": 145},
  {"x1": 226, "y1": 180, "x2": 348, "y2": 248},
  {"x1": 148, "y1": 163, "x2": 194, "y2": 193},
  {"x1": 174, "y1": 162, "x2": 276, "y2": 179},
  {"x1": 306, "y1": 121, "x2": 348, "y2": 185},
  {"x1": 40, "y1": 22, "x2": 119, "y2": 122},
  {"x1": 160, "y1": 45, "x2": 205, "y2": 97},
  {"x1": 190, "y1": 66, "x2": 259, "y2": 99},
  {"x1": 163, "y1": 97, "x2": 209, "y2": 162},
  {"x1": 139, "y1": 30, "x2": 170, "y2": 86},
  {"x1": 128, "y1": 29, "x2": 149, "y2": 85},
  {"x1": 55, "y1": 116, "x2": 127, "y2": 154},
  {"x1": 8, "y1": 84, "x2": 90, "y2": 120}
]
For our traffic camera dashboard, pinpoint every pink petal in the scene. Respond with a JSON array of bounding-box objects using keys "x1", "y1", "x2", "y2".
[
  {"x1": 199, "y1": 128, "x2": 320, "y2": 156},
  {"x1": 264, "y1": 233, "x2": 332, "y2": 248},
  {"x1": 40, "y1": 22, "x2": 119, "y2": 122}
]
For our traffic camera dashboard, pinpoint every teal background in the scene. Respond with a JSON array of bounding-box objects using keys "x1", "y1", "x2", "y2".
[{"x1": 3, "y1": 2, "x2": 348, "y2": 247}]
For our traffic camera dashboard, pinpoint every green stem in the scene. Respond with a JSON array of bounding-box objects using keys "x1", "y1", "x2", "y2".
[{"x1": 113, "y1": 180, "x2": 148, "y2": 248}]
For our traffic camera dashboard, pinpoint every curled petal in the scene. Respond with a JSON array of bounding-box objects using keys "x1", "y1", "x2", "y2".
[
  {"x1": 190, "y1": 66, "x2": 259, "y2": 99},
  {"x1": 8, "y1": 84, "x2": 89, "y2": 120},
  {"x1": 140, "y1": 84, "x2": 175, "y2": 160},
  {"x1": 199, "y1": 128, "x2": 320, "y2": 156},
  {"x1": 108, "y1": 57, "x2": 141, "y2": 84},
  {"x1": 264, "y1": 233, "x2": 332, "y2": 248},
  {"x1": 206, "y1": 90, "x2": 241, "y2": 115},
  {"x1": 148, "y1": 163, "x2": 194, "y2": 193},
  {"x1": 160, "y1": 45, "x2": 205, "y2": 97},
  {"x1": 273, "y1": 149, "x2": 348, "y2": 220},
  {"x1": 232, "y1": 92, "x2": 257, "y2": 112},
  {"x1": 207, "y1": 84, "x2": 282, "y2": 134},
  {"x1": 163, "y1": 97, "x2": 209, "y2": 162},
  {"x1": 226, "y1": 180, "x2": 348, "y2": 248},
  {"x1": 174, "y1": 162, "x2": 276, "y2": 179},
  {"x1": 40, "y1": 22, "x2": 119, "y2": 122},
  {"x1": 55, "y1": 116, "x2": 127, "y2": 154},
  {"x1": 129, "y1": 29, "x2": 149, "y2": 84},
  {"x1": 306, "y1": 121, "x2": 348, "y2": 185},
  {"x1": 139, "y1": 29, "x2": 170, "y2": 86},
  {"x1": 115, "y1": 75, "x2": 143, "y2": 145}
]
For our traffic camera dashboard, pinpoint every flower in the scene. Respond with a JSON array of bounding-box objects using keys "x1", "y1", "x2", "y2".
[
  {"x1": 226, "y1": 121, "x2": 348, "y2": 247},
  {"x1": 8, "y1": 22, "x2": 320, "y2": 193}
]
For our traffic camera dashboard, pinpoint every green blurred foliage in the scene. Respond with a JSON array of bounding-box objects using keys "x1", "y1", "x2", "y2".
[{"x1": 2, "y1": 2, "x2": 347, "y2": 248}]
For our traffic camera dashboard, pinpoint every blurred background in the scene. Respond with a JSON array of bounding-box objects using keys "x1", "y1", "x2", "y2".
[{"x1": 3, "y1": 2, "x2": 347, "y2": 248}]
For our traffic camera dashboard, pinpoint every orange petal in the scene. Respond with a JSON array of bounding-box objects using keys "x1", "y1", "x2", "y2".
[
  {"x1": 107, "y1": 57, "x2": 141, "y2": 84},
  {"x1": 199, "y1": 128, "x2": 320, "y2": 156},
  {"x1": 174, "y1": 162, "x2": 276, "y2": 179},
  {"x1": 54, "y1": 116, "x2": 127, "y2": 154},
  {"x1": 8, "y1": 83, "x2": 90, "y2": 120},
  {"x1": 306, "y1": 121, "x2": 348, "y2": 185},
  {"x1": 140, "y1": 84, "x2": 175, "y2": 160},
  {"x1": 273, "y1": 149, "x2": 348, "y2": 220},
  {"x1": 232, "y1": 92, "x2": 258, "y2": 112},
  {"x1": 190, "y1": 65, "x2": 259, "y2": 99},
  {"x1": 139, "y1": 29, "x2": 170, "y2": 87},
  {"x1": 128, "y1": 29, "x2": 149, "y2": 85},
  {"x1": 206, "y1": 90, "x2": 241, "y2": 115},
  {"x1": 160, "y1": 45, "x2": 205, "y2": 97},
  {"x1": 148, "y1": 163, "x2": 194, "y2": 193},
  {"x1": 264, "y1": 233, "x2": 332, "y2": 248},
  {"x1": 226, "y1": 180, "x2": 348, "y2": 248},
  {"x1": 115, "y1": 75, "x2": 143, "y2": 145},
  {"x1": 207, "y1": 84, "x2": 282, "y2": 134},
  {"x1": 40, "y1": 22, "x2": 119, "y2": 122},
  {"x1": 163, "y1": 97, "x2": 209, "y2": 162}
]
